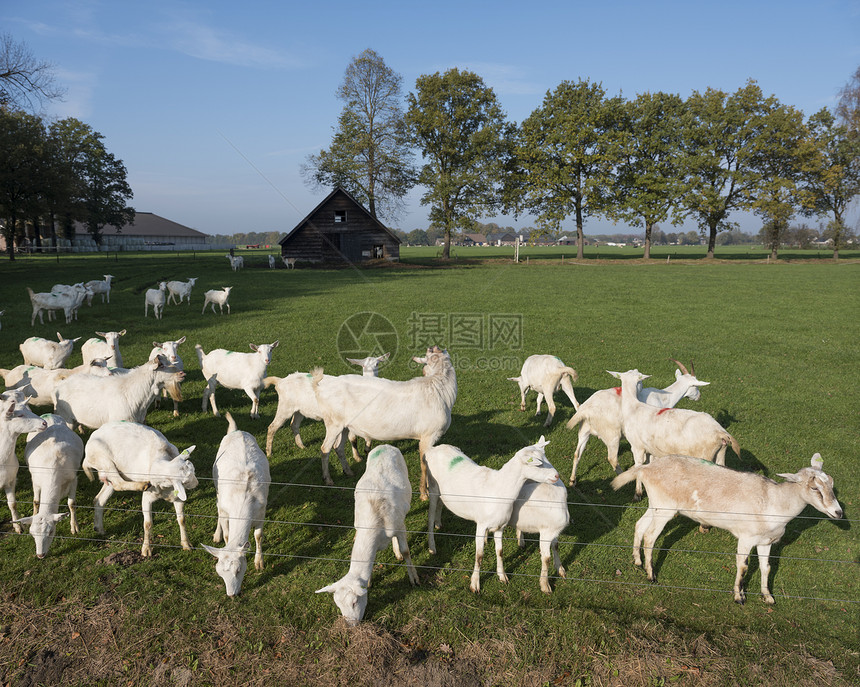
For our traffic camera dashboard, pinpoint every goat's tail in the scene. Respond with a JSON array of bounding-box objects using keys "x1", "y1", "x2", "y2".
[
  {"x1": 560, "y1": 368, "x2": 580, "y2": 410},
  {"x1": 310, "y1": 367, "x2": 324, "y2": 389},
  {"x1": 225, "y1": 411, "x2": 237, "y2": 433},
  {"x1": 565, "y1": 407, "x2": 585, "y2": 430},
  {"x1": 194, "y1": 343, "x2": 205, "y2": 368},
  {"x1": 611, "y1": 465, "x2": 643, "y2": 491},
  {"x1": 81, "y1": 458, "x2": 95, "y2": 482},
  {"x1": 726, "y1": 432, "x2": 740, "y2": 459},
  {"x1": 26, "y1": 287, "x2": 35, "y2": 302},
  {"x1": 263, "y1": 375, "x2": 281, "y2": 389}
]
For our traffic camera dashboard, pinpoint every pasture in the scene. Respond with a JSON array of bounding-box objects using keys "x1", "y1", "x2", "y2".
[{"x1": 0, "y1": 249, "x2": 857, "y2": 686}]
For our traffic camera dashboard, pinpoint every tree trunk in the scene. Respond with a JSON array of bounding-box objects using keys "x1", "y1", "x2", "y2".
[
  {"x1": 706, "y1": 222, "x2": 717, "y2": 259},
  {"x1": 643, "y1": 221, "x2": 653, "y2": 260},
  {"x1": 575, "y1": 204, "x2": 584, "y2": 260},
  {"x1": 5, "y1": 211, "x2": 16, "y2": 261},
  {"x1": 442, "y1": 224, "x2": 452, "y2": 259}
]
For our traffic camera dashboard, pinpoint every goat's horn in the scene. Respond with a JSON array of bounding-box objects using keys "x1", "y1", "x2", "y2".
[
  {"x1": 689, "y1": 360, "x2": 695, "y2": 376},
  {"x1": 669, "y1": 358, "x2": 689, "y2": 376}
]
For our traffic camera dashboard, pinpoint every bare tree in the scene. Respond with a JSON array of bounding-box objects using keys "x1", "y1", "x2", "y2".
[
  {"x1": 835, "y1": 65, "x2": 860, "y2": 133},
  {"x1": 0, "y1": 33, "x2": 65, "y2": 113}
]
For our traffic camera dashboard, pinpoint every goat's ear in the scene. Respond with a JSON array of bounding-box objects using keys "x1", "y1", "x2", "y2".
[
  {"x1": 346, "y1": 358, "x2": 361, "y2": 365},
  {"x1": 13, "y1": 516, "x2": 34, "y2": 525},
  {"x1": 240, "y1": 542, "x2": 250, "y2": 553},
  {"x1": 152, "y1": 341, "x2": 162, "y2": 349},
  {"x1": 201, "y1": 544, "x2": 221, "y2": 558},
  {"x1": 56, "y1": 332, "x2": 64, "y2": 341},
  {"x1": 249, "y1": 344, "x2": 259, "y2": 352},
  {"x1": 71, "y1": 337, "x2": 81, "y2": 343},
  {"x1": 96, "y1": 332, "x2": 107, "y2": 338},
  {"x1": 176, "y1": 336, "x2": 186, "y2": 344},
  {"x1": 378, "y1": 352, "x2": 390, "y2": 362},
  {"x1": 271, "y1": 340, "x2": 279, "y2": 348},
  {"x1": 607, "y1": 370, "x2": 621, "y2": 379},
  {"x1": 810, "y1": 453, "x2": 824, "y2": 470},
  {"x1": 675, "y1": 369, "x2": 683, "y2": 379},
  {"x1": 50, "y1": 513, "x2": 69, "y2": 523},
  {"x1": 693, "y1": 380, "x2": 710, "y2": 387},
  {"x1": 777, "y1": 472, "x2": 802, "y2": 483},
  {"x1": 118, "y1": 329, "x2": 127, "y2": 336},
  {"x1": 315, "y1": 583, "x2": 337, "y2": 594}
]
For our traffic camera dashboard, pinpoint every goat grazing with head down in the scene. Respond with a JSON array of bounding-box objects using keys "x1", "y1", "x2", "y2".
[
  {"x1": 202, "y1": 413, "x2": 270, "y2": 597},
  {"x1": 425, "y1": 436, "x2": 561, "y2": 593},
  {"x1": 311, "y1": 346, "x2": 457, "y2": 497},
  {"x1": 316, "y1": 444, "x2": 419, "y2": 624},
  {"x1": 566, "y1": 359, "x2": 708, "y2": 485},
  {"x1": 612, "y1": 453, "x2": 843, "y2": 604},
  {"x1": 17, "y1": 414, "x2": 83, "y2": 557},
  {"x1": 0, "y1": 398, "x2": 48, "y2": 533}
]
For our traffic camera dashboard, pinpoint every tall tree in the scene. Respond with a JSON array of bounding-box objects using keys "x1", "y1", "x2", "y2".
[
  {"x1": 405, "y1": 68, "x2": 513, "y2": 259},
  {"x1": 681, "y1": 80, "x2": 776, "y2": 258},
  {"x1": 748, "y1": 101, "x2": 810, "y2": 260},
  {"x1": 517, "y1": 79, "x2": 624, "y2": 259},
  {"x1": 302, "y1": 49, "x2": 414, "y2": 221},
  {"x1": 835, "y1": 65, "x2": 860, "y2": 133},
  {"x1": 0, "y1": 33, "x2": 65, "y2": 114},
  {"x1": 0, "y1": 108, "x2": 46, "y2": 259},
  {"x1": 611, "y1": 91, "x2": 687, "y2": 259},
  {"x1": 802, "y1": 108, "x2": 860, "y2": 259}
]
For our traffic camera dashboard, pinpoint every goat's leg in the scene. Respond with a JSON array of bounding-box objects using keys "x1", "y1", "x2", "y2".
[
  {"x1": 641, "y1": 510, "x2": 674, "y2": 583},
  {"x1": 560, "y1": 373, "x2": 579, "y2": 410},
  {"x1": 265, "y1": 402, "x2": 292, "y2": 456},
  {"x1": 254, "y1": 526, "x2": 264, "y2": 570},
  {"x1": 756, "y1": 543, "x2": 775, "y2": 604},
  {"x1": 205, "y1": 379, "x2": 220, "y2": 416},
  {"x1": 493, "y1": 529, "x2": 508, "y2": 584},
  {"x1": 543, "y1": 391, "x2": 557, "y2": 427},
  {"x1": 172, "y1": 499, "x2": 191, "y2": 550},
  {"x1": 319, "y1": 425, "x2": 345, "y2": 485},
  {"x1": 733, "y1": 538, "x2": 754, "y2": 604},
  {"x1": 394, "y1": 530, "x2": 419, "y2": 585},
  {"x1": 470, "y1": 527, "x2": 487, "y2": 593},
  {"x1": 4, "y1": 485, "x2": 22, "y2": 534},
  {"x1": 141, "y1": 490, "x2": 156, "y2": 557},
  {"x1": 538, "y1": 531, "x2": 553, "y2": 594},
  {"x1": 67, "y1": 479, "x2": 79, "y2": 534},
  {"x1": 290, "y1": 412, "x2": 306, "y2": 449},
  {"x1": 534, "y1": 392, "x2": 544, "y2": 417},
  {"x1": 568, "y1": 424, "x2": 592, "y2": 486},
  {"x1": 242, "y1": 385, "x2": 259, "y2": 419},
  {"x1": 92, "y1": 482, "x2": 115, "y2": 534}
]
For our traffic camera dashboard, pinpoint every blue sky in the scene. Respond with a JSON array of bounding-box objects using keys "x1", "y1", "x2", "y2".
[{"x1": 3, "y1": 0, "x2": 859, "y2": 236}]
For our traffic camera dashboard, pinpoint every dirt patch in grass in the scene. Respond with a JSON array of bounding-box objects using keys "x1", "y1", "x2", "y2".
[{"x1": 0, "y1": 594, "x2": 854, "y2": 686}]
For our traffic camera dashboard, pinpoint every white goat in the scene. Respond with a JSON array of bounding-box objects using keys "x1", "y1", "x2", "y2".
[
  {"x1": 506, "y1": 475, "x2": 570, "y2": 594},
  {"x1": 84, "y1": 274, "x2": 114, "y2": 305},
  {"x1": 196, "y1": 341, "x2": 279, "y2": 419},
  {"x1": 509, "y1": 354, "x2": 580, "y2": 426},
  {"x1": 226, "y1": 254, "x2": 244, "y2": 271},
  {"x1": 612, "y1": 369, "x2": 740, "y2": 499},
  {"x1": 282, "y1": 256, "x2": 296, "y2": 269},
  {"x1": 316, "y1": 444, "x2": 419, "y2": 624},
  {"x1": 144, "y1": 282, "x2": 167, "y2": 319},
  {"x1": 16, "y1": 414, "x2": 83, "y2": 557},
  {"x1": 268, "y1": 255, "x2": 275, "y2": 269},
  {"x1": 201, "y1": 413, "x2": 270, "y2": 597},
  {"x1": 312, "y1": 345, "x2": 457, "y2": 497},
  {"x1": 19, "y1": 332, "x2": 80, "y2": 370},
  {"x1": 83, "y1": 422, "x2": 198, "y2": 556},
  {"x1": 0, "y1": 398, "x2": 47, "y2": 533},
  {"x1": 426, "y1": 436, "x2": 561, "y2": 593},
  {"x1": 566, "y1": 360, "x2": 709, "y2": 485},
  {"x1": 48, "y1": 283, "x2": 90, "y2": 322},
  {"x1": 53, "y1": 357, "x2": 186, "y2": 430},
  {"x1": 148, "y1": 336, "x2": 187, "y2": 417},
  {"x1": 166, "y1": 277, "x2": 197, "y2": 305},
  {"x1": 612, "y1": 453, "x2": 843, "y2": 604},
  {"x1": 266, "y1": 355, "x2": 390, "y2": 460},
  {"x1": 202, "y1": 286, "x2": 233, "y2": 314},
  {"x1": 1, "y1": 362, "x2": 110, "y2": 407},
  {"x1": 81, "y1": 329, "x2": 127, "y2": 368},
  {"x1": 27, "y1": 288, "x2": 82, "y2": 326}
]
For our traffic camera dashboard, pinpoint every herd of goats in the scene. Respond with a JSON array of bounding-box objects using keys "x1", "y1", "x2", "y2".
[{"x1": 0, "y1": 272, "x2": 845, "y2": 625}]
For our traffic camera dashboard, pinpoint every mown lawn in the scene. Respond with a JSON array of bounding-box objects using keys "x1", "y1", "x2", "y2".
[{"x1": 0, "y1": 249, "x2": 857, "y2": 686}]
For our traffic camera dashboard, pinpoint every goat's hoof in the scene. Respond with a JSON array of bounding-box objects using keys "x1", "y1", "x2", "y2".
[
  {"x1": 324, "y1": 478, "x2": 334, "y2": 486},
  {"x1": 540, "y1": 583, "x2": 552, "y2": 595},
  {"x1": 420, "y1": 493, "x2": 428, "y2": 502},
  {"x1": 762, "y1": 594, "x2": 775, "y2": 605},
  {"x1": 182, "y1": 543, "x2": 192, "y2": 551},
  {"x1": 344, "y1": 467, "x2": 354, "y2": 477}
]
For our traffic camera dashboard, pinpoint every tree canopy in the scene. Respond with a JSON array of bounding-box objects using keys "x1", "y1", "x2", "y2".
[
  {"x1": 302, "y1": 49, "x2": 414, "y2": 222},
  {"x1": 0, "y1": 33, "x2": 65, "y2": 114},
  {"x1": 406, "y1": 68, "x2": 513, "y2": 259}
]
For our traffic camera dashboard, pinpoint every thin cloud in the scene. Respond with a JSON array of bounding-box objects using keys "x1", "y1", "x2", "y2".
[
  {"x1": 458, "y1": 61, "x2": 544, "y2": 97},
  {"x1": 161, "y1": 20, "x2": 303, "y2": 70}
]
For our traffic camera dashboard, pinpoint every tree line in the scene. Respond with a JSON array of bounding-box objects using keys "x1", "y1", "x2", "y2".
[{"x1": 305, "y1": 52, "x2": 860, "y2": 260}]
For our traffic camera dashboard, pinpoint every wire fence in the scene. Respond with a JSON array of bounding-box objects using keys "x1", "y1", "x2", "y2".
[{"x1": 5, "y1": 466, "x2": 857, "y2": 606}]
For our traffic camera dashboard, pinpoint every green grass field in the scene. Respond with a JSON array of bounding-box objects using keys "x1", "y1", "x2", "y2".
[{"x1": 0, "y1": 249, "x2": 857, "y2": 685}]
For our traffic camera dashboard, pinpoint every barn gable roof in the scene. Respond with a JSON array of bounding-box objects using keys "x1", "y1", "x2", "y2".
[
  {"x1": 279, "y1": 187, "x2": 402, "y2": 246},
  {"x1": 74, "y1": 212, "x2": 206, "y2": 238}
]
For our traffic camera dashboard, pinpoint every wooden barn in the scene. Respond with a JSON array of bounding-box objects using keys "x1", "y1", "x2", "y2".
[{"x1": 279, "y1": 187, "x2": 401, "y2": 264}]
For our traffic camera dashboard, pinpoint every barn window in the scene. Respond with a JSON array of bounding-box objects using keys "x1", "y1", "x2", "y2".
[
  {"x1": 373, "y1": 244, "x2": 384, "y2": 258},
  {"x1": 334, "y1": 210, "x2": 347, "y2": 223}
]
